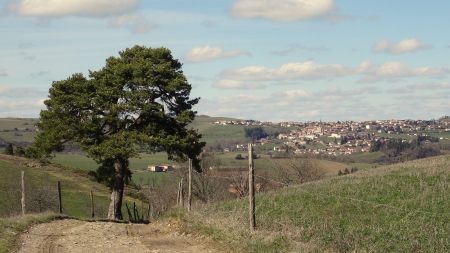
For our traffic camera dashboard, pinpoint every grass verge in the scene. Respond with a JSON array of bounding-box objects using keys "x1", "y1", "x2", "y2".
[{"x1": 0, "y1": 212, "x2": 64, "y2": 253}]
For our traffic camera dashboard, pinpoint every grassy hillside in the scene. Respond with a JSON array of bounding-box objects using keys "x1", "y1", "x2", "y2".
[
  {"x1": 0, "y1": 154, "x2": 140, "y2": 219},
  {"x1": 0, "y1": 154, "x2": 145, "y2": 253},
  {"x1": 0, "y1": 118, "x2": 37, "y2": 130},
  {"x1": 179, "y1": 155, "x2": 450, "y2": 253},
  {"x1": 0, "y1": 118, "x2": 38, "y2": 143},
  {"x1": 0, "y1": 116, "x2": 249, "y2": 145},
  {"x1": 0, "y1": 115, "x2": 283, "y2": 146}
]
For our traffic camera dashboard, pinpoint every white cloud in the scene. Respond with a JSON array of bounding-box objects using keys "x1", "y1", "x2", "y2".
[
  {"x1": 0, "y1": 85, "x2": 47, "y2": 98},
  {"x1": 0, "y1": 85, "x2": 46, "y2": 117},
  {"x1": 0, "y1": 98, "x2": 46, "y2": 117},
  {"x1": 271, "y1": 44, "x2": 327, "y2": 56},
  {"x1": 282, "y1": 89, "x2": 310, "y2": 100},
  {"x1": 185, "y1": 46, "x2": 250, "y2": 63},
  {"x1": 212, "y1": 80, "x2": 264, "y2": 89},
  {"x1": 10, "y1": 0, "x2": 138, "y2": 17},
  {"x1": 357, "y1": 61, "x2": 448, "y2": 82},
  {"x1": 216, "y1": 61, "x2": 448, "y2": 86},
  {"x1": 198, "y1": 85, "x2": 449, "y2": 121},
  {"x1": 221, "y1": 61, "x2": 350, "y2": 81},
  {"x1": 231, "y1": 0, "x2": 334, "y2": 22},
  {"x1": 109, "y1": 14, "x2": 157, "y2": 34},
  {"x1": 373, "y1": 39, "x2": 431, "y2": 54},
  {"x1": 407, "y1": 82, "x2": 450, "y2": 90},
  {"x1": 197, "y1": 88, "x2": 381, "y2": 121}
]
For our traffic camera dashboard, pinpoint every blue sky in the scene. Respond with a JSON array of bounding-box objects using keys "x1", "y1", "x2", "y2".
[{"x1": 0, "y1": 0, "x2": 449, "y2": 121}]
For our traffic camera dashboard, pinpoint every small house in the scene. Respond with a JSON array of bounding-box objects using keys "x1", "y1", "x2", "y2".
[{"x1": 148, "y1": 164, "x2": 174, "y2": 172}]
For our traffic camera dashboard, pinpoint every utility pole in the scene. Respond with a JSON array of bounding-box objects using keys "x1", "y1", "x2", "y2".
[{"x1": 248, "y1": 143, "x2": 256, "y2": 231}]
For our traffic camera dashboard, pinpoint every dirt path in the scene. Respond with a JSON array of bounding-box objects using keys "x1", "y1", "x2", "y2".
[{"x1": 17, "y1": 219, "x2": 221, "y2": 253}]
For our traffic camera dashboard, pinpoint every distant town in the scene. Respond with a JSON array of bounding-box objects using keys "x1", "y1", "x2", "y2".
[{"x1": 213, "y1": 116, "x2": 450, "y2": 157}]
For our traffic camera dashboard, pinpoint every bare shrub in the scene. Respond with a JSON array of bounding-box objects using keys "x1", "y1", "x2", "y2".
[
  {"x1": 227, "y1": 172, "x2": 248, "y2": 198},
  {"x1": 272, "y1": 158, "x2": 325, "y2": 186},
  {"x1": 192, "y1": 171, "x2": 231, "y2": 203}
]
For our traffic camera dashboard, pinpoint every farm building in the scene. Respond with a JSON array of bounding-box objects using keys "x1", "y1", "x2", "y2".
[{"x1": 148, "y1": 164, "x2": 174, "y2": 172}]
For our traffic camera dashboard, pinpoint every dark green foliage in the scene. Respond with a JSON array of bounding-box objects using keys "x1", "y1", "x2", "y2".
[
  {"x1": 371, "y1": 136, "x2": 441, "y2": 164},
  {"x1": 14, "y1": 146, "x2": 25, "y2": 157},
  {"x1": 246, "y1": 153, "x2": 259, "y2": 160},
  {"x1": 370, "y1": 139, "x2": 384, "y2": 152},
  {"x1": 235, "y1": 154, "x2": 244, "y2": 160},
  {"x1": 244, "y1": 127, "x2": 268, "y2": 140},
  {"x1": 417, "y1": 135, "x2": 439, "y2": 143},
  {"x1": 28, "y1": 45, "x2": 204, "y2": 168},
  {"x1": 88, "y1": 159, "x2": 132, "y2": 187},
  {"x1": 338, "y1": 167, "x2": 358, "y2": 176},
  {"x1": 3, "y1": 143, "x2": 13, "y2": 155}
]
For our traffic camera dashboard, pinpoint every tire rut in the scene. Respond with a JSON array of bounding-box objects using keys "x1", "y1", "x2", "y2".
[{"x1": 18, "y1": 219, "x2": 221, "y2": 253}]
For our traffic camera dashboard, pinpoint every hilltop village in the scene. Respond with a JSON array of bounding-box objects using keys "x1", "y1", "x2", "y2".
[{"x1": 213, "y1": 117, "x2": 450, "y2": 156}]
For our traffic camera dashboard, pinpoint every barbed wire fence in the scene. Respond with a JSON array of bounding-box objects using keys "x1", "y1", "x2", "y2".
[{"x1": 0, "y1": 170, "x2": 114, "y2": 219}]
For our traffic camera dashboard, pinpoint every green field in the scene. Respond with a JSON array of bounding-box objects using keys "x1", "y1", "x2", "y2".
[
  {"x1": 347, "y1": 151, "x2": 384, "y2": 163},
  {"x1": 52, "y1": 152, "x2": 172, "y2": 171},
  {"x1": 50, "y1": 151, "x2": 363, "y2": 188},
  {"x1": 180, "y1": 155, "x2": 450, "y2": 253},
  {"x1": 52, "y1": 152, "x2": 177, "y2": 187}
]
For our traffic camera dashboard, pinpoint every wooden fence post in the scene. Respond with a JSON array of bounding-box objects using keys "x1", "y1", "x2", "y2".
[
  {"x1": 150, "y1": 204, "x2": 153, "y2": 221},
  {"x1": 188, "y1": 159, "x2": 192, "y2": 211},
  {"x1": 21, "y1": 171, "x2": 26, "y2": 216},
  {"x1": 57, "y1": 181, "x2": 62, "y2": 214},
  {"x1": 248, "y1": 143, "x2": 256, "y2": 231},
  {"x1": 179, "y1": 178, "x2": 184, "y2": 207},
  {"x1": 90, "y1": 190, "x2": 95, "y2": 218},
  {"x1": 176, "y1": 181, "x2": 180, "y2": 206}
]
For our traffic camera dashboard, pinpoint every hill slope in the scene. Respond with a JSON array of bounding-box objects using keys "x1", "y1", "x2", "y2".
[
  {"x1": 0, "y1": 154, "x2": 140, "y2": 219},
  {"x1": 0, "y1": 154, "x2": 136, "y2": 253},
  {"x1": 181, "y1": 155, "x2": 450, "y2": 253},
  {"x1": 0, "y1": 115, "x2": 284, "y2": 147}
]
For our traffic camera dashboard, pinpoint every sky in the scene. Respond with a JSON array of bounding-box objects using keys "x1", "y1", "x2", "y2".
[{"x1": 0, "y1": 0, "x2": 449, "y2": 122}]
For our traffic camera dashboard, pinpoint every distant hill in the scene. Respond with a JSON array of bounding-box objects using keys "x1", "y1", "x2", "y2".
[
  {"x1": 181, "y1": 155, "x2": 450, "y2": 252},
  {"x1": 0, "y1": 116, "x2": 252, "y2": 146},
  {"x1": 0, "y1": 118, "x2": 38, "y2": 144}
]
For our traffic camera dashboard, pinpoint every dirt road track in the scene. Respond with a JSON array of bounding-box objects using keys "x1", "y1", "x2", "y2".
[{"x1": 17, "y1": 219, "x2": 221, "y2": 253}]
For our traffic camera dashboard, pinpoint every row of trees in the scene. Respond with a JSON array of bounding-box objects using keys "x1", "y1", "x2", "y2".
[{"x1": 370, "y1": 136, "x2": 441, "y2": 163}]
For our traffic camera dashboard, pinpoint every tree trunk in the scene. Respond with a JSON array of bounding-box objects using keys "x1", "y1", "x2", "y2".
[{"x1": 108, "y1": 159, "x2": 125, "y2": 220}]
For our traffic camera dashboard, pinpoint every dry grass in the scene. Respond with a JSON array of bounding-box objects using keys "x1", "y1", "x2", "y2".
[
  {"x1": 0, "y1": 212, "x2": 64, "y2": 253},
  {"x1": 178, "y1": 155, "x2": 450, "y2": 253}
]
